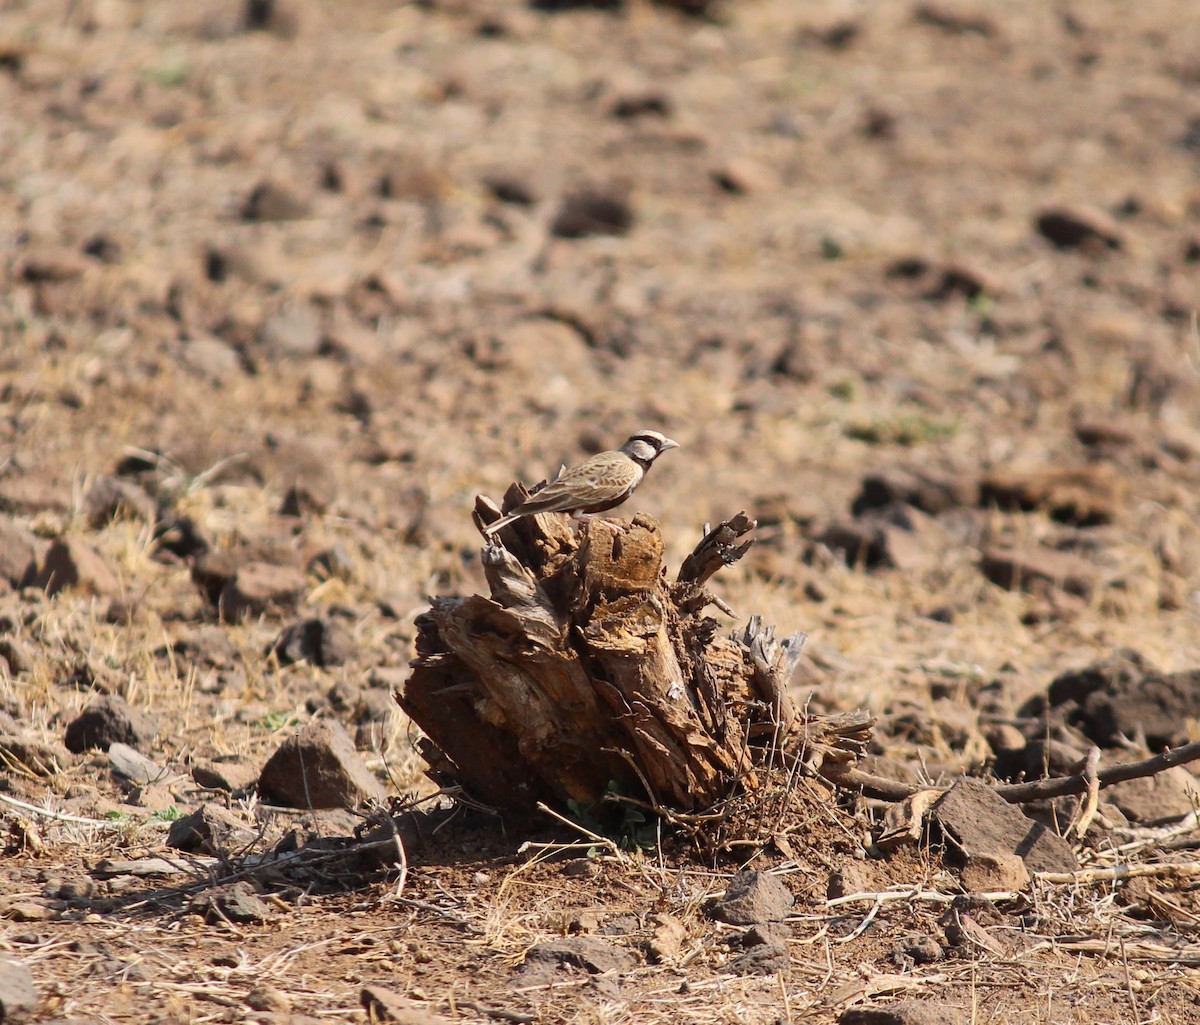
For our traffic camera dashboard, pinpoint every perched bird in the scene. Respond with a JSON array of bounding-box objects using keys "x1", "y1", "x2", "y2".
[{"x1": 483, "y1": 429, "x2": 679, "y2": 538}]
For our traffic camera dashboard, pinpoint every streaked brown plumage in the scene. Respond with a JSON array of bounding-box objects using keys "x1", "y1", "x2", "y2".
[{"x1": 483, "y1": 430, "x2": 679, "y2": 538}]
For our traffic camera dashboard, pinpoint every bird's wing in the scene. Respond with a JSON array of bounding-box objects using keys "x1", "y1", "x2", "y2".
[{"x1": 513, "y1": 454, "x2": 640, "y2": 514}]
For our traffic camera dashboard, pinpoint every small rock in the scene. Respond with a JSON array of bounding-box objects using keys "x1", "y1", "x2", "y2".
[
  {"x1": 262, "y1": 303, "x2": 322, "y2": 357},
  {"x1": 0, "y1": 519, "x2": 44, "y2": 588},
  {"x1": 360, "y1": 985, "x2": 452, "y2": 1024},
  {"x1": 375, "y1": 152, "x2": 450, "y2": 202},
  {"x1": 219, "y1": 561, "x2": 308, "y2": 622},
  {"x1": 181, "y1": 336, "x2": 243, "y2": 381},
  {"x1": 1106, "y1": 767, "x2": 1200, "y2": 825},
  {"x1": 894, "y1": 933, "x2": 943, "y2": 965},
  {"x1": 647, "y1": 913, "x2": 686, "y2": 962},
  {"x1": 167, "y1": 804, "x2": 254, "y2": 854},
  {"x1": 551, "y1": 187, "x2": 634, "y2": 239},
  {"x1": 1036, "y1": 204, "x2": 1123, "y2": 251},
  {"x1": 932, "y1": 779, "x2": 1077, "y2": 874},
  {"x1": 191, "y1": 881, "x2": 272, "y2": 924},
  {"x1": 108, "y1": 742, "x2": 171, "y2": 785},
  {"x1": 64, "y1": 695, "x2": 158, "y2": 754},
  {"x1": 743, "y1": 922, "x2": 791, "y2": 947},
  {"x1": 521, "y1": 936, "x2": 636, "y2": 975},
  {"x1": 710, "y1": 870, "x2": 795, "y2": 926},
  {"x1": 725, "y1": 943, "x2": 789, "y2": 975},
  {"x1": 841, "y1": 998, "x2": 964, "y2": 1025},
  {"x1": 258, "y1": 719, "x2": 387, "y2": 809},
  {"x1": 611, "y1": 89, "x2": 672, "y2": 119},
  {"x1": 270, "y1": 617, "x2": 355, "y2": 667},
  {"x1": 711, "y1": 158, "x2": 778, "y2": 195},
  {"x1": 82, "y1": 476, "x2": 155, "y2": 528},
  {"x1": 32, "y1": 537, "x2": 120, "y2": 597},
  {"x1": 481, "y1": 171, "x2": 537, "y2": 206},
  {"x1": 827, "y1": 862, "x2": 881, "y2": 899},
  {"x1": 19, "y1": 246, "x2": 88, "y2": 282},
  {"x1": 980, "y1": 464, "x2": 1126, "y2": 526},
  {"x1": 0, "y1": 959, "x2": 37, "y2": 1020},
  {"x1": 191, "y1": 758, "x2": 259, "y2": 793},
  {"x1": 245, "y1": 984, "x2": 290, "y2": 1013},
  {"x1": 242, "y1": 179, "x2": 311, "y2": 221},
  {"x1": 980, "y1": 545, "x2": 1097, "y2": 600},
  {"x1": 960, "y1": 852, "x2": 1030, "y2": 892}
]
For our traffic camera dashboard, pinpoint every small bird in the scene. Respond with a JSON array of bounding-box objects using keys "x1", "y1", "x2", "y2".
[{"x1": 483, "y1": 429, "x2": 679, "y2": 538}]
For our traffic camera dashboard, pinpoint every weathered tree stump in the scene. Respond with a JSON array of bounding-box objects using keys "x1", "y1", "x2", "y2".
[{"x1": 398, "y1": 492, "x2": 867, "y2": 817}]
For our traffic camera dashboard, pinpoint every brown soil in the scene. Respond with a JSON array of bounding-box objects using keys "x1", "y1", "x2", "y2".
[{"x1": 3, "y1": 0, "x2": 1200, "y2": 1022}]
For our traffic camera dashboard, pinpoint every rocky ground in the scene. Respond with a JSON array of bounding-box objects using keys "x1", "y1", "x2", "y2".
[{"x1": 2, "y1": 0, "x2": 1200, "y2": 1021}]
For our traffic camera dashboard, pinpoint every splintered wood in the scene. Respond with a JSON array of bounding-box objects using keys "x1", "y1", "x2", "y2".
[{"x1": 398, "y1": 502, "x2": 870, "y2": 815}]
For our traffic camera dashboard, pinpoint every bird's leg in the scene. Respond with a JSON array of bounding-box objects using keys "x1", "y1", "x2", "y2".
[{"x1": 571, "y1": 511, "x2": 629, "y2": 533}]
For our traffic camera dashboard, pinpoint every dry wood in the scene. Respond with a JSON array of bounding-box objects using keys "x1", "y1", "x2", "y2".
[
  {"x1": 399, "y1": 506, "x2": 843, "y2": 815},
  {"x1": 820, "y1": 740, "x2": 1200, "y2": 803}
]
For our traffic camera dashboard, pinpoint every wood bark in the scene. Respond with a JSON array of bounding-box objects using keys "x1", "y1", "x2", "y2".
[{"x1": 398, "y1": 499, "x2": 841, "y2": 815}]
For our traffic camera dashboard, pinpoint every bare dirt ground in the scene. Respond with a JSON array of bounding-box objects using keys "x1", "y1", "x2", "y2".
[{"x1": 3, "y1": 0, "x2": 1200, "y2": 1021}]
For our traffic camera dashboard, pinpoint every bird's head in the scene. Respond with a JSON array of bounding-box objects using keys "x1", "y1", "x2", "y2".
[{"x1": 620, "y1": 430, "x2": 680, "y2": 467}]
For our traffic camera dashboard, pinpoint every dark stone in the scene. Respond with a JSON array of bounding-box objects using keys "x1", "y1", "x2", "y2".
[
  {"x1": 270, "y1": 617, "x2": 355, "y2": 667},
  {"x1": 710, "y1": 870, "x2": 795, "y2": 925},
  {"x1": 521, "y1": 936, "x2": 636, "y2": 975},
  {"x1": 258, "y1": 719, "x2": 387, "y2": 809},
  {"x1": 551, "y1": 187, "x2": 634, "y2": 238},
  {"x1": 64, "y1": 695, "x2": 158, "y2": 754},
  {"x1": 932, "y1": 779, "x2": 1078, "y2": 874}
]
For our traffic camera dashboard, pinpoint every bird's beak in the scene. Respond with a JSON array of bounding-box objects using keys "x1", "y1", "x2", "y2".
[{"x1": 661, "y1": 438, "x2": 680, "y2": 451}]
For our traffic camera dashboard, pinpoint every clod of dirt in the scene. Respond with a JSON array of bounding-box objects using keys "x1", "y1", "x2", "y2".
[
  {"x1": 0, "y1": 957, "x2": 37, "y2": 1020},
  {"x1": 520, "y1": 937, "x2": 637, "y2": 976},
  {"x1": 1035, "y1": 204, "x2": 1124, "y2": 250},
  {"x1": 710, "y1": 870, "x2": 795, "y2": 925},
  {"x1": 32, "y1": 537, "x2": 121, "y2": 597},
  {"x1": 257, "y1": 719, "x2": 386, "y2": 809},
  {"x1": 979, "y1": 545, "x2": 1097, "y2": 599},
  {"x1": 0, "y1": 520, "x2": 45, "y2": 588},
  {"x1": 190, "y1": 881, "x2": 272, "y2": 924},
  {"x1": 931, "y1": 779, "x2": 1077, "y2": 874},
  {"x1": 270, "y1": 616, "x2": 354, "y2": 667},
  {"x1": 851, "y1": 467, "x2": 979, "y2": 517},
  {"x1": 980, "y1": 464, "x2": 1126, "y2": 526},
  {"x1": 841, "y1": 998, "x2": 964, "y2": 1025},
  {"x1": 550, "y1": 186, "x2": 634, "y2": 238},
  {"x1": 167, "y1": 804, "x2": 255, "y2": 855},
  {"x1": 82, "y1": 475, "x2": 156, "y2": 529},
  {"x1": 360, "y1": 985, "x2": 451, "y2": 1024},
  {"x1": 219, "y1": 561, "x2": 308, "y2": 622},
  {"x1": 64, "y1": 695, "x2": 159, "y2": 754}
]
